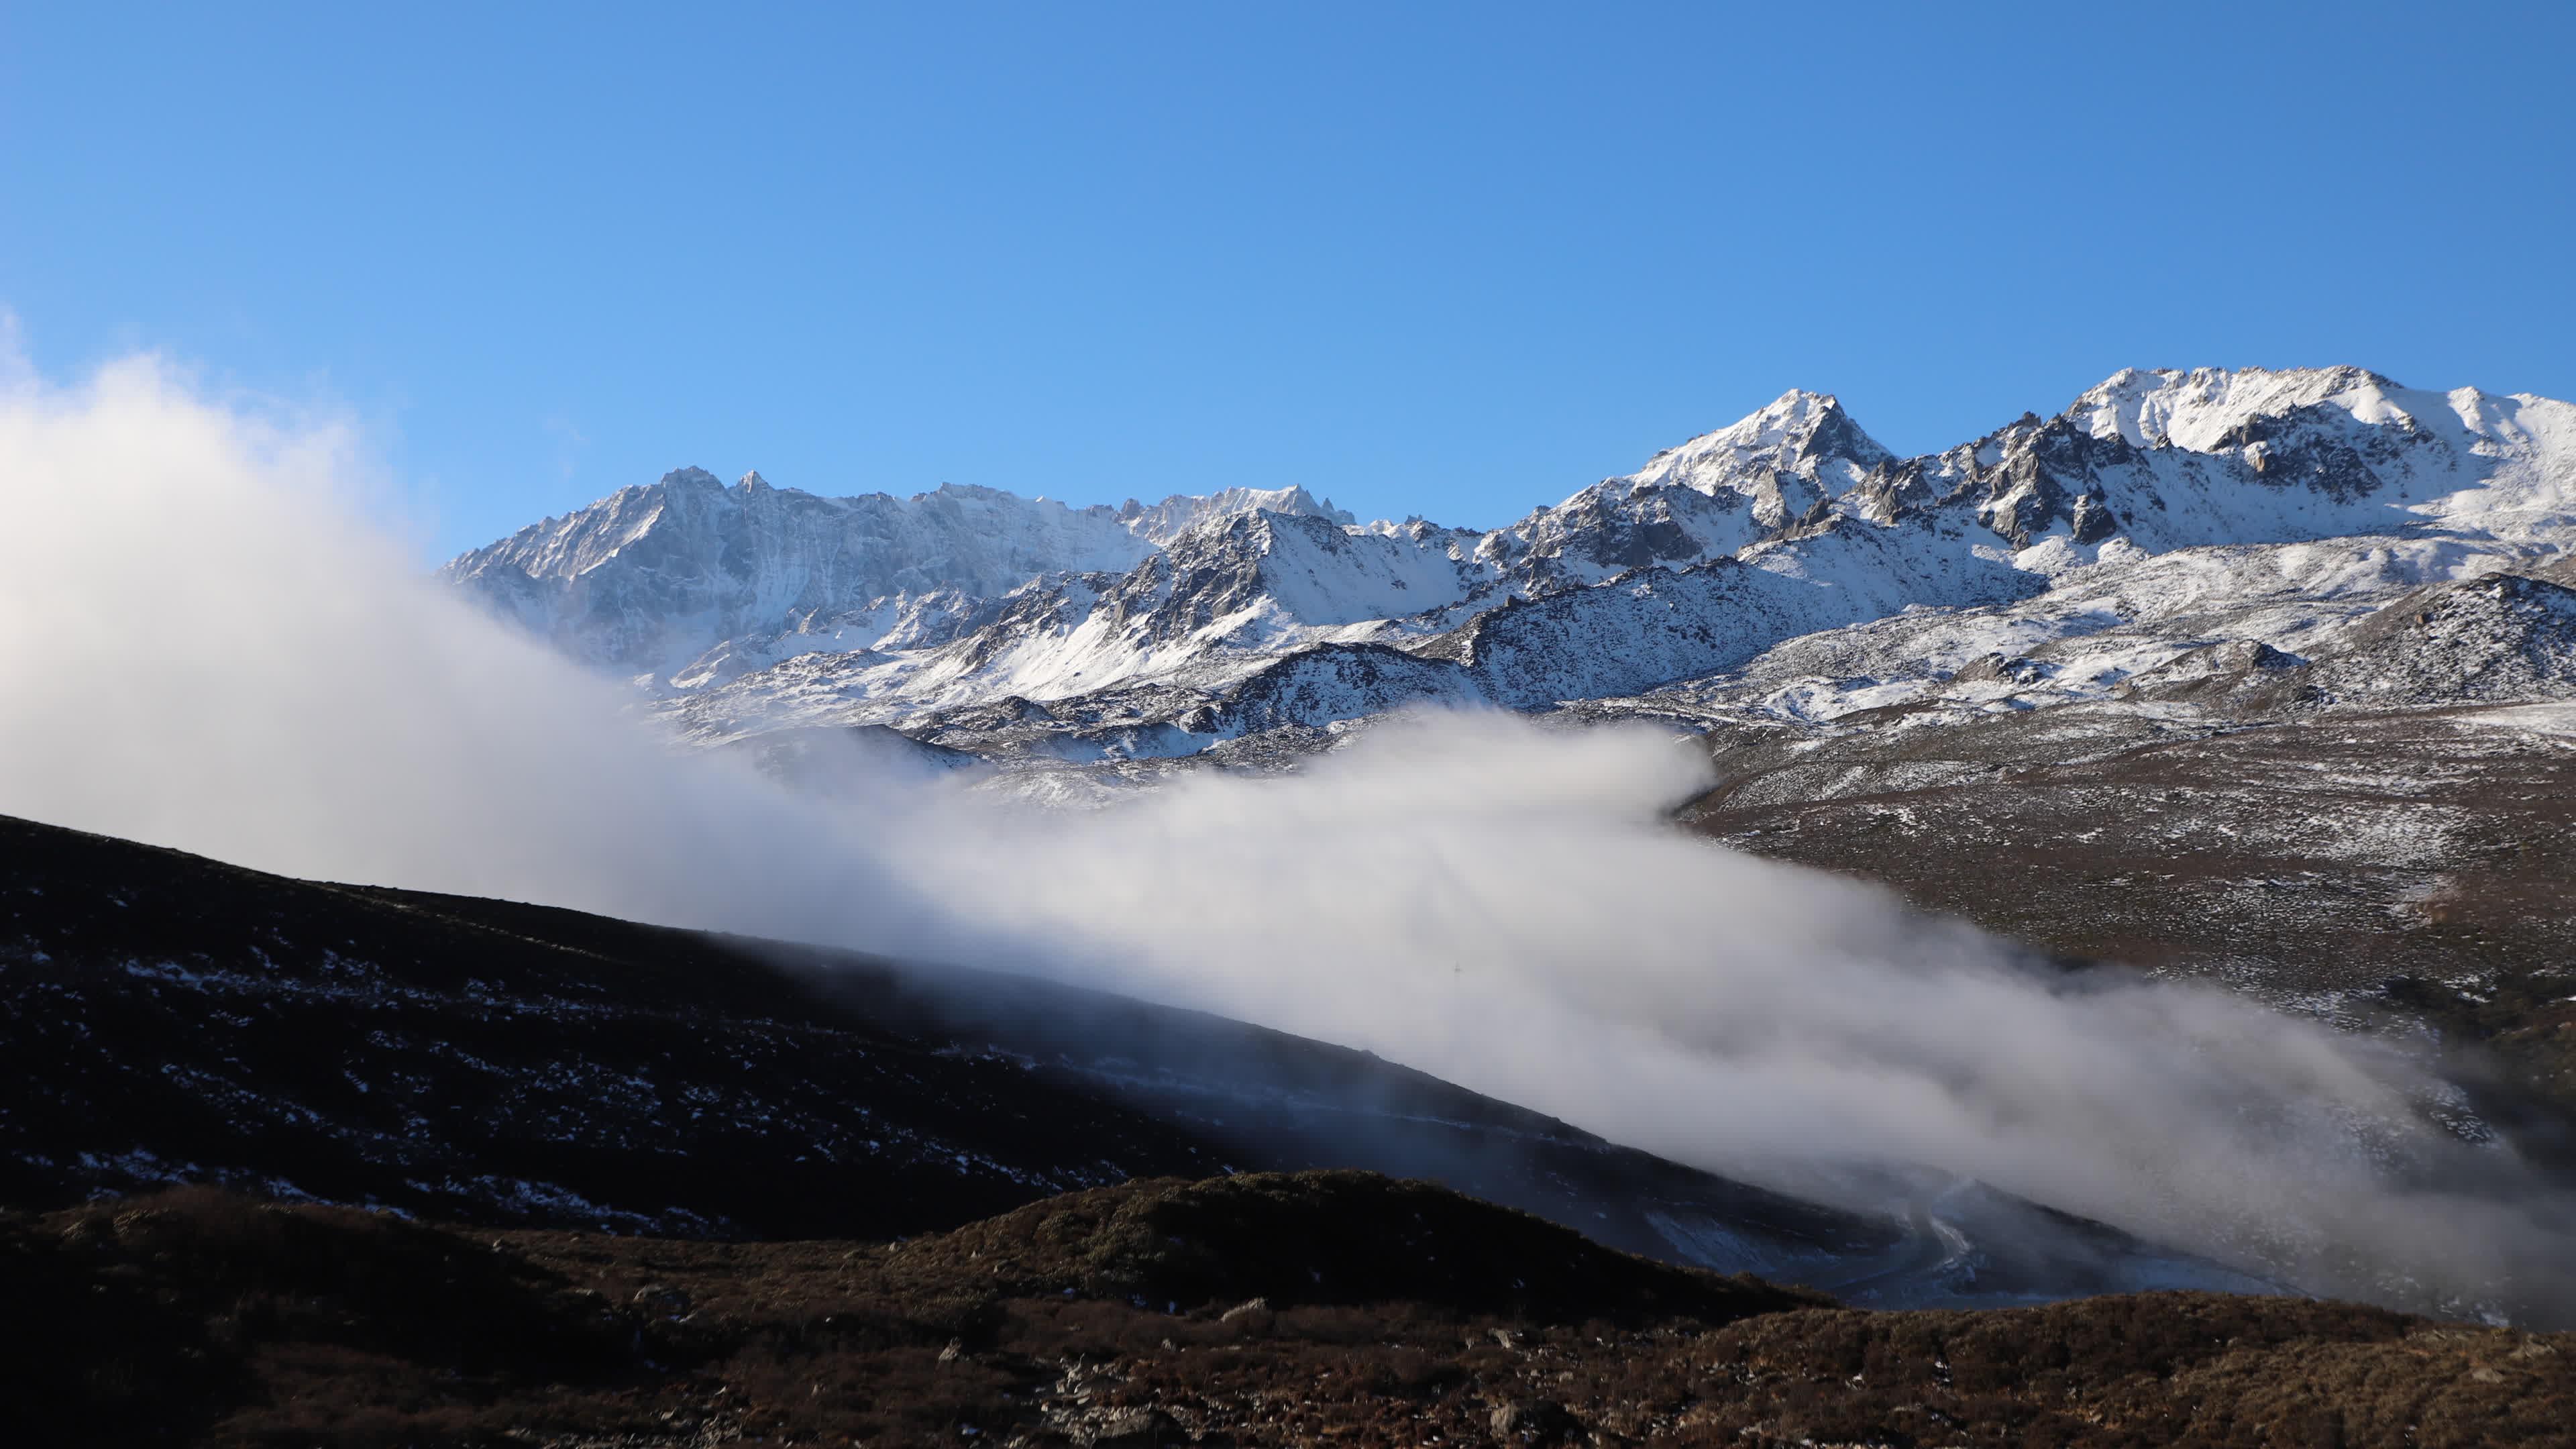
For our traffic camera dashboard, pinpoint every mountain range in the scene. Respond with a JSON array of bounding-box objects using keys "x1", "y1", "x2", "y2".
[{"x1": 442, "y1": 366, "x2": 2576, "y2": 788}]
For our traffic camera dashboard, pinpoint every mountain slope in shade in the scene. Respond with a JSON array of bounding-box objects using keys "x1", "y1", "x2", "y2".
[{"x1": 0, "y1": 810, "x2": 2283, "y2": 1307}]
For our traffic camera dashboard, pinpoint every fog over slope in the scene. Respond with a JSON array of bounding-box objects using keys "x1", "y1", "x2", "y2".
[{"x1": 3, "y1": 347, "x2": 2571, "y2": 1320}]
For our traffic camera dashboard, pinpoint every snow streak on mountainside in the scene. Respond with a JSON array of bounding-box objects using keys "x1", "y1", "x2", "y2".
[{"x1": 443, "y1": 368, "x2": 2576, "y2": 771}]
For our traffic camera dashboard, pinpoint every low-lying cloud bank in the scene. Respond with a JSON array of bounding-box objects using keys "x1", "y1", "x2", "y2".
[{"x1": 2, "y1": 347, "x2": 2569, "y2": 1320}]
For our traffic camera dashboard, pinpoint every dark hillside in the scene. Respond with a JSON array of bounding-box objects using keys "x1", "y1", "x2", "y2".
[
  {"x1": 0, "y1": 813, "x2": 1910, "y2": 1283},
  {"x1": 0, "y1": 813, "x2": 1225, "y2": 1240},
  {"x1": 0, "y1": 810, "x2": 2337, "y2": 1308}
]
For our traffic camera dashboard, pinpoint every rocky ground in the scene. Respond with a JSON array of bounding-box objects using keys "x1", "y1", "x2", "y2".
[{"x1": 8, "y1": 1171, "x2": 2568, "y2": 1449}]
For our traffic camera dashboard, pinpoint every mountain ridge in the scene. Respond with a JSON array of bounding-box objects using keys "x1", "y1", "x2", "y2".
[{"x1": 443, "y1": 366, "x2": 2576, "y2": 771}]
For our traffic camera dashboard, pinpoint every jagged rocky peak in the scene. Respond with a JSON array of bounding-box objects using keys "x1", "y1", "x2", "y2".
[
  {"x1": 1118, "y1": 485, "x2": 1357, "y2": 545},
  {"x1": 439, "y1": 470, "x2": 1385, "y2": 676},
  {"x1": 1627, "y1": 390, "x2": 1896, "y2": 499},
  {"x1": 1898, "y1": 363, "x2": 2575, "y2": 560},
  {"x1": 1149, "y1": 507, "x2": 1482, "y2": 628},
  {"x1": 2064, "y1": 365, "x2": 2424, "y2": 452},
  {"x1": 1487, "y1": 392, "x2": 1898, "y2": 588}
]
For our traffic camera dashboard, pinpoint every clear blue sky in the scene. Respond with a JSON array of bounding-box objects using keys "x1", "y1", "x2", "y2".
[{"x1": 6, "y1": 3, "x2": 2572, "y2": 559}]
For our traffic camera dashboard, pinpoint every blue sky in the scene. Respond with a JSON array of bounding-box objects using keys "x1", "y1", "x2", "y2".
[{"x1": 5, "y1": 2, "x2": 2572, "y2": 559}]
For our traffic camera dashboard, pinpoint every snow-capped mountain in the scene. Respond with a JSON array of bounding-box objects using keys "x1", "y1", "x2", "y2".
[
  {"x1": 440, "y1": 470, "x2": 1354, "y2": 676},
  {"x1": 445, "y1": 367, "x2": 2576, "y2": 771},
  {"x1": 1911, "y1": 366, "x2": 2575, "y2": 560},
  {"x1": 1490, "y1": 390, "x2": 1896, "y2": 592}
]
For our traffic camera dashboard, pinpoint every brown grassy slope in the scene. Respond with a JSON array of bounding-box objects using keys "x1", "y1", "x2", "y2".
[
  {"x1": 1678, "y1": 706, "x2": 2576, "y2": 1148},
  {"x1": 2, "y1": 1173, "x2": 2567, "y2": 1449}
]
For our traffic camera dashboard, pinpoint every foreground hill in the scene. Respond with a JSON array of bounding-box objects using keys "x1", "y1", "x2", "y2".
[
  {"x1": 1, "y1": 810, "x2": 2260, "y2": 1308},
  {"x1": 8, "y1": 1173, "x2": 2566, "y2": 1448}
]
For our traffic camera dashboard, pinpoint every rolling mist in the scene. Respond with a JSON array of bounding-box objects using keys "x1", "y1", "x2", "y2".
[{"x1": 3, "y1": 345, "x2": 2571, "y2": 1321}]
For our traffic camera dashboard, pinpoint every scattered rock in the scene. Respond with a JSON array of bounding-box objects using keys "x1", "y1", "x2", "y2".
[
  {"x1": 630, "y1": 1283, "x2": 691, "y2": 1316},
  {"x1": 1953, "y1": 653, "x2": 2051, "y2": 686},
  {"x1": 1075, "y1": 1407, "x2": 1178, "y2": 1446},
  {"x1": 1489, "y1": 1397, "x2": 1579, "y2": 1442}
]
